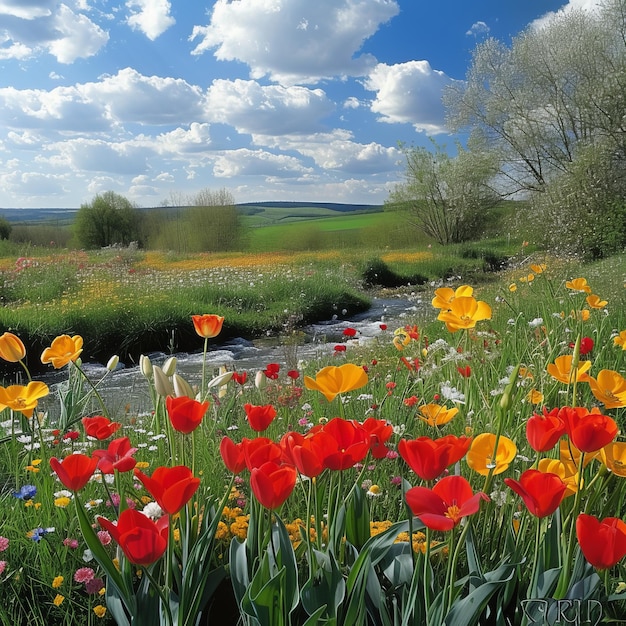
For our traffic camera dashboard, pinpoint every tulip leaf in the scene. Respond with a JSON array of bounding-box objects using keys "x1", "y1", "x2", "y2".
[
  {"x1": 345, "y1": 483, "x2": 370, "y2": 550},
  {"x1": 229, "y1": 538, "x2": 251, "y2": 609},
  {"x1": 301, "y1": 549, "x2": 345, "y2": 621},
  {"x1": 270, "y1": 515, "x2": 300, "y2": 615}
]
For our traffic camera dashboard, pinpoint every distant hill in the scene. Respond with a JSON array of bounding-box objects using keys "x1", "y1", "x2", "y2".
[{"x1": 0, "y1": 202, "x2": 382, "y2": 223}]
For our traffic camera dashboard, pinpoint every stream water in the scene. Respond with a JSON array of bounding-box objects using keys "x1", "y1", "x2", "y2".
[{"x1": 39, "y1": 295, "x2": 431, "y2": 420}]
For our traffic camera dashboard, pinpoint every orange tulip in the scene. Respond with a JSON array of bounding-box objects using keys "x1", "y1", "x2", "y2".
[
  {"x1": 41, "y1": 335, "x2": 83, "y2": 369},
  {"x1": 0, "y1": 332, "x2": 26, "y2": 362},
  {"x1": 303, "y1": 363, "x2": 368, "y2": 402},
  {"x1": 466, "y1": 433, "x2": 517, "y2": 476},
  {"x1": 586, "y1": 294, "x2": 607, "y2": 309},
  {"x1": 613, "y1": 330, "x2": 626, "y2": 350},
  {"x1": 191, "y1": 314, "x2": 224, "y2": 339},
  {"x1": 538, "y1": 458, "x2": 579, "y2": 497},
  {"x1": 587, "y1": 369, "x2": 626, "y2": 409},
  {"x1": 0, "y1": 381, "x2": 49, "y2": 418}
]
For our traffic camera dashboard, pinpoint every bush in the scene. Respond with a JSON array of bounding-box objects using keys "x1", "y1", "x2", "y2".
[{"x1": 361, "y1": 258, "x2": 427, "y2": 288}]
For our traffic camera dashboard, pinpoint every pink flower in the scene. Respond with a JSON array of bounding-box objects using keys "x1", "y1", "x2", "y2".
[
  {"x1": 63, "y1": 538, "x2": 79, "y2": 549},
  {"x1": 74, "y1": 567, "x2": 96, "y2": 583},
  {"x1": 0, "y1": 536, "x2": 8, "y2": 552},
  {"x1": 85, "y1": 577, "x2": 104, "y2": 594},
  {"x1": 0, "y1": 561, "x2": 6, "y2": 576},
  {"x1": 97, "y1": 530, "x2": 112, "y2": 546}
]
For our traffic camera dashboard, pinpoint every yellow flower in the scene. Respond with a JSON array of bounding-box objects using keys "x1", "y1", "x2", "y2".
[
  {"x1": 0, "y1": 332, "x2": 26, "y2": 362},
  {"x1": 437, "y1": 296, "x2": 492, "y2": 333},
  {"x1": 530, "y1": 263, "x2": 547, "y2": 274},
  {"x1": 417, "y1": 403, "x2": 459, "y2": 427},
  {"x1": 392, "y1": 328, "x2": 411, "y2": 351},
  {"x1": 26, "y1": 458, "x2": 42, "y2": 473},
  {"x1": 431, "y1": 285, "x2": 473, "y2": 310},
  {"x1": 546, "y1": 355, "x2": 591, "y2": 384},
  {"x1": 466, "y1": 433, "x2": 517, "y2": 476},
  {"x1": 559, "y1": 439, "x2": 599, "y2": 468},
  {"x1": 588, "y1": 369, "x2": 626, "y2": 409},
  {"x1": 53, "y1": 594, "x2": 65, "y2": 607},
  {"x1": 54, "y1": 496, "x2": 71, "y2": 508},
  {"x1": 586, "y1": 294, "x2": 607, "y2": 309},
  {"x1": 52, "y1": 576, "x2": 63, "y2": 589},
  {"x1": 614, "y1": 331, "x2": 626, "y2": 350},
  {"x1": 303, "y1": 363, "x2": 368, "y2": 402},
  {"x1": 526, "y1": 389, "x2": 544, "y2": 404},
  {"x1": 600, "y1": 441, "x2": 626, "y2": 477},
  {"x1": 93, "y1": 606, "x2": 107, "y2": 619},
  {"x1": 508, "y1": 283, "x2": 517, "y2": 292},
  {"x1": 565, "y1": 277, "x2": 592, "y2": 293},
  {"x1": 538, "y1": 458, "x2": 579, "y2": 497},
  {"x1": 519, "y1": 273, "x2": 534, "y2": 283},
  {"x1": 0, "y1": 381, "x2": 49, "y2": 418},
  {"x1": 135, "y1": 461, "x2": 150, "y2": 469},
  {"x1": 41, "y1": 334, "x2": 83, "y2": 369}
]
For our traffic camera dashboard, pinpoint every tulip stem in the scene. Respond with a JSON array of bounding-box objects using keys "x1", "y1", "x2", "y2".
[
  {"x1": 201, "y1": 337, "x2": 208, "y2": 400},
  {"x1": 142, "y1": 564, "x2": 174, "y2": 626}
]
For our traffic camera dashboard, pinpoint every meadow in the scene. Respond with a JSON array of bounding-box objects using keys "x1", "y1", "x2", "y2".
[{"x1": 1, "y1": 207, "x2": 626, "y2": 624}]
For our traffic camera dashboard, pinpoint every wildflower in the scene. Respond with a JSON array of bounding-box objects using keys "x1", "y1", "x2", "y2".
[
  {"x1": 93, "y1": 437, "x2": 138, "y2": 474},
  {"x1": 586, "y1": 294, "x2": 607, "y2": 309},
  {"x1": 53, "y1": 594, "x2": 65, "y2": 607},
  {"x1": 165, "y1": 395, "x2": 209, "y2": 434},
  {"x1": 504, "y1": 469, "x2": 567, "y2": 518},
  {"x1": 97, "y1": 530, "x2": 112, "y2": 545},
  {"x1": 0, "y1": 561, "x2": 6, "y2": 575},
  {"x1": 392, "y1": 328, "x2": 411, "y2": 350},
  {"x1": 303, "y1": 363, "x2": 368, "y2": 402},
  {"x1": 576, "y1": 514, "x2": 626, "y2": 570},
  {"x1": 0, "y1": 332, "x2": 26, "y2": 362},
  {"x1": 13, "y1": 484, "x2": 37, "y2": 500},
  {"x1": 431, "y1": 285, "x2": 473, "y2": 310},
  {"x1": 52, "y1": 575, "x2": 64, "y2": 589},
  {"x1": 287, "y1": 369, "x2": 299, "y2": 380},
  {"x1": 437, "y1": 296, "x2": 492, "y2": 333},
  {"x1": 41, "y1": 335, "x2": 83, "y2": 368},
  {"x1": 417, "y1": 403, "x2": 459, "y2": 427},
  {"x1": 232, "y1": 371, "x2": 247, "y2": 385},
  {"x1": 0, "y1": 381, "x2": 49, "y2": 418},
  {"x1": 366, "y1": 484, "x2": 382, "y2": 497},
  {"x1": 546, "y1": 355, "x2": 591, "y2": 384},
  {"x1": 403, "y1": 395, "x2": 419, "y2": 407},
  {"x1": 74, "y1": 567, "x2": 95, "y2": 583},
  {"x1": 63, "y1": 538, "x2": 79, "y2": 549},
  {"x1": 457, "y1": 365, "x2": 471, "y2": 378},
  {"x1": 466, "y1": 433, "x2": 517, "y2": 476},
  {"x1": 243, "y1": 403, "x2": 277, "y2": 432},
  {"x1": 526, "y1": 389, "x2": 544, "y2": 404},
  {"x1": 264, "y1": 363, "x2": 280, "y2": 379},
  {"x1": 509, "y1": 283, "x2": 517, "y2": 292},
  {"x1": 343, "y1": 327, "x2": 357, "y2": 337},
  {"x1": 25, "y1": 458, "x2": 42, "y2": 473},
  {"x1": 333, "y1": 344, "x2": 347, "y2": 353},
  {"x1": 600, "y1": 442, "x2": 626, "y2": 477},
  {"x1": 0, "y1": 537, "x2": 8, "y2": 552},
  {"x1": 54, "y1": 496, "x2": 71, "y2": 508},
  {"x1": 405, "y1": 475, "x2": 489, "y2": 531},
  {"x1": 28, "y1": 527, "x2": 54, "y2": 542},
  {"x1": 134, "y1": 465, "x2": 200, "y2": 515},
  {"x1": 587, "y1": 369, "x2": 626, "y2": 409},
  {"x1": 530, "y1": 263, "x2": 546, "y2": 274},
  {"x1": 565, "y1": 277, "x2": 592, "y2": 293},
  {"x1": 250, "y1": 461, "x2": 297, "y2": 510},
  {"x1": 82, "y1": 416, "x2": 122, "y2": 440},
  {"x1": 93, "y1": 605, "x2": 107, "y2": 618},
  {"x1": 191, "y1": 314, "x2": 224, "y2": 339},
  {"x1": 50, "y1": 454, "x2": 98, "y2": 491},
  {"x1": 614, "y1": 330, "x2": 626, "y2": 350},
  {"x1": 97, "y1": 509, "x2": 169, "y2": 566}
]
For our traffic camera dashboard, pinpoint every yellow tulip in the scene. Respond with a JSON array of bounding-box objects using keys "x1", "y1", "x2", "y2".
[
  {"x1": 437, "y1": 296, "x2": 492, "y2": 333},
  {"x1": 303, "y1": 363, "x2": 368, "y2": 402},
  {"x1": 466, "y1": 433, "x2": 517, "y2": 476},
  {"x1": 546, "y1": 355, "x2": 591, "y2": 384},
  {"x1": 41, "y1": 335, "x2": 83, "y2": 369},
  {"x1": 417, "y1": 403, "x2": 459, "y2": 427},
  {"x1": 0, "y1": 381, "x2": 49, "y2": 418},
  {"x1": 0, "y1": 332, "x2": 26, "y2": 362},
  {"x1": 588, "y1": 369, "x2": 626, "y2": 409}
]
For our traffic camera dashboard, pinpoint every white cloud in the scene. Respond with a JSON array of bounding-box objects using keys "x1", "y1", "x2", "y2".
[
  {"x1": 466, "y1": 21, "x2": 489, "y2": 37},
  {"x1": 343, "y1": 97, "x2": 361, "y2": 109},
  {"x1": 364, "y1": 61, "x2": 456, "y2": 134},
  {"x1": 0, "y1": 1, "x2": 108, "y2": 63},
  {"x1": 189, "y1": 0, "x2": 400, "y2": 85},
  {"x1": 212, "y1": 148, "x2": 313, "y2": 178},
  {"x1": 126, "y1": 0, "x2": 175, "y2": 40},
  {"x1": 531, "y1": 0, "x2": 602, "y2": 29},
  {"x1": 205, "y1": 79, "x2": 334, "y2": 135}
]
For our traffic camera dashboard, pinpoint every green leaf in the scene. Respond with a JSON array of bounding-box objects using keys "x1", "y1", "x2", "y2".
[
  {"x1": 229, "y1": 538, "x2": 251, "y2": 609},
  {"x1": 301, "y1": 549, "x2": 345, "y2": 621},
  {"x1": 269, "y1": 515, "x2": 300, "y2": 615},
  {"x1": 345, "y1": 483, "x2": 370, "y2": 550}
]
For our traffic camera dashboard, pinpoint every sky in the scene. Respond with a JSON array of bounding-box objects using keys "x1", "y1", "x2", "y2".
[{"x1": 0, "y1": 0, "x2": 601, "y2": 209}]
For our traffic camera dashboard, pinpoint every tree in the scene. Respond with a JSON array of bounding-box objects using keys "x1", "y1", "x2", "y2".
[
  {"x1": 73, "y1": 192, "x2": 142, "y2": 249},
  {"x1": 0, "y1": 216, "x2": 11, "y2": 240},
  {"x1": 387, "y1": 139, "x2": 500, "y2": 245}
]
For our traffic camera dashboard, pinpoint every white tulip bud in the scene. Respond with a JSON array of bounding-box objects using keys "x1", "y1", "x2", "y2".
[
  {"x1": 173, "y1": 374, "x2": 195, "y2": 399},
  {"x1": 140, "y1": 354, "x2": 153, "y2": 379},
  {"x1": 255, "y1": 370, "x2": 267, "y2": 389},
  {"x1": 153, "y1": 365, "x2": 174, "y2": 397},
  {"x1": 106, "y1": 355, "x2": 120, "y2": 372},
  {"x1": 162, "y1": 356, "x2": 177, "y2": 377}
]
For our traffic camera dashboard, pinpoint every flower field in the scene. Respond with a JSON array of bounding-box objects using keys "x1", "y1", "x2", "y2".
[{"x1": 1, "y1": 255, "x2": 626, "y2": 625}]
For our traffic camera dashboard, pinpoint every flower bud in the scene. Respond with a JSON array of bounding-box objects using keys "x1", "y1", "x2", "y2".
[
  {"x1": 153, "y1": 365, "x2": 174, "y2": 397},
  {"x1": 106, "y1": 355, "x2": 120, "y2": 372},
  {"x1": 140, "y1": 355, "x2": 152, "y2": 379},
  {"x1": 162, "y1": 356, "x2": 177, "y2": 377},
  {"x1": 173, "y1": 374, "x2": 195, "y2": 399},
  {"x1": 207, "y1": 370, "x2": 234, "y2": 389},
  {"x1": 255, "y1": 370, "x2": 267, "y2": 390}
]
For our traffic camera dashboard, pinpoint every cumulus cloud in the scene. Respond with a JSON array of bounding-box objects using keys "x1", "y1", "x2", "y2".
[
  {"x1": 126, "y1": 0, "x2": 175, "y2": 40},
  {"x1": 364, "y1": 61, "x2": 456, "y2": 134},
  {"x1": 531, "y1": 0, "x2": 602, "y2": 29},
  {"x1": 212, "y1": 148, "x2": 313, "y2": 178},
  {"x1": 205, "y1": 79, "x2": 334, "y2": 134},
  {"x1": 189, "y1": 0, "x2": 399, "y2": 85},
  {"x1": 0, "y1": 1, "x2": 109, "y2": 63},
  {"x1": 466, "y1": 21, "x2": 489, "y2": 37}
]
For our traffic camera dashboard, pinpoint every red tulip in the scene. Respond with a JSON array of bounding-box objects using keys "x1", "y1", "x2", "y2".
[
  {"x1": 232, "y1": 371, "x2": 248, "y2": 385},
  {"x1": 360, "y1": 417, "x2": 393, "y2": 459},
  {"x1": 264, "y1": 363, "x2": 280, "y2": 380},
  {"x1": 405, "y1": 475, "x2": 489, "y2": 531},
  {"x1": 398, "y1": 435, "x2": 472, "y2": 482},
  {"x1": 97, "y1": 509, "x2": 169, "y2": 566},
  {"x1": 576, "y1": 513, "x2": 626, "y2": 569},
  {"x1": 134, "y1": 465, "x2": 200, "y2": 515},
  {"x1": 343, "y1": 327, "x2": 357, "y2": 337},
  {"x1": 242, "y1": 437, "x2": 283, "y2": 471},
  {"x1": 281, "y1": 431, "x2": 328, "y2": 478},
  {"x1": 93, "y1": 437, "x2": 138, "y2": 474},
  {"x1": 82, "y1": 416, "x2": 122, "y2": 440},
  {"x1": 166, "y1": 395, "x2": 210, "y2": 434},
  {"x1": 560, "y1": 406, "x2": 618, "y2": 452},
  {"x1": 457, "y1": 366, "x2": 472, "y2": 378},
  {"x1": 526, "y1": 407, "x2": 566, "y2": 452},
  {"x1": 319, "y1": 417, "x2": 370, "y2": 471},
  {"x1": 244, "y1": 403, "x2": 277, "y2": 432},
  {"x1": 250, "y1": 461, "x2": 297, "y2": 510},
  {"x1": 50, "y1": 454, "x2": 98, "y2": 492},
  {"x1": 504, "y1": 469, "x2": 567, "y2": 518},
  {"x1": 220, "y1": 437, "x2": 247, "y2": 474}
]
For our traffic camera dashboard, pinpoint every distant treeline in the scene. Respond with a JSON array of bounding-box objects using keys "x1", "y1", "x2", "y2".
[{"x1": 237, "y1": 201, "x2": 381, "y2": 212}]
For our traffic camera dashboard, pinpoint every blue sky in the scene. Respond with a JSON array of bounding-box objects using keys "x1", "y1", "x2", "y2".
[{"x1": 0, "y1": 0, "x2": 597, "y2": 208}]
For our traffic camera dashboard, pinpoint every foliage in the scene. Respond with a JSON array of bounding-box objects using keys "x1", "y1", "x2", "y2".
[
  {"x1": 73, "y1": 192, "x2": 143, "y2": 250},
  {"x1": 387, "y1": 139, "x2": 500, "y2": 245},
  {"x1": 0, "y1": 217, "x2": 11, "y2": 241},
  {"x1": 360, "y1": 257, "x2": 427, "y2": 288}
]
